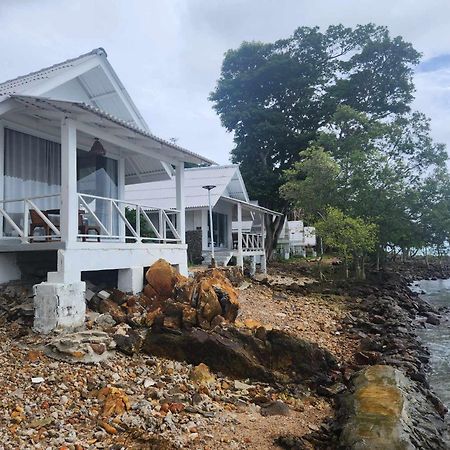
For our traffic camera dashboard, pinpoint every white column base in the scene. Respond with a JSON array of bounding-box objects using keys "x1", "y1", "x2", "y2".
[
  {"x1": 249, "y1": 256, "x2": 256, "y2": 277},
  {"x1": 33, "y1": 281, "x2": 86, "y2": 334},
  {"x1": 118, "y1": 266, "x2": 143, "y2": 294}
]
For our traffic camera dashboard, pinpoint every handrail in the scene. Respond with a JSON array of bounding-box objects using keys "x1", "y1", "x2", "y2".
[
  {"x1": 77, "y1": 193, "x2": 179, "y2": 215},
  {"x1": 0, "y1": 193, "x2": 182, "y2": 245},
  {"x1": 77, "y1": 192, "x2": 181, "y2": 244}
]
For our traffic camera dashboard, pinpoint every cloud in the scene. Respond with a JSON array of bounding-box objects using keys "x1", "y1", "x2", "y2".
[{"x1": 0, "y1": 0, "x2": 448, "y2": 164}]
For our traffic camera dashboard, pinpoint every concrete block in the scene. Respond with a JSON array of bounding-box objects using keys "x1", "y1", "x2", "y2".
[
  {"x1": 85, "y1": 289, "x2": 95, "y2": 302},
  {"x1": 118, "y1": 267, "x2": 143, "y2": 294},
  {"x1": 97, "y1": 290, "x2": 111, "y2": 300},
  {"x1": 33, "y1": 281, "x2": 86, "y2": 334}
]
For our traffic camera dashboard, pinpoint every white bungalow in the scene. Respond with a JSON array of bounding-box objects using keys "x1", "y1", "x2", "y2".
[
  {"x1": 125, "y1": 165, "x2": 281, "y2": 273},
  {"x1": 277, "y1": 219, "x2": 317, "y2": 259},
  {"x1": 0, "y1": 48, "x2": 213, "y2": 332}
]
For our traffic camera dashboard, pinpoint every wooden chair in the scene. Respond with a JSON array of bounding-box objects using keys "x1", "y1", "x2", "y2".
[
  {"x1": 78, "y1": 211, "x2": 101, "y2": 242},
  {"x1": 30, "y1": 210, "x2": 59, "y2": 242}
]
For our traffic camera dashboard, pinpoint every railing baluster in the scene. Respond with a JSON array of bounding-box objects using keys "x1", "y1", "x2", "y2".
[
  {"x1": 136, "y1": 205, "x2": 140, "y2": 241},
  {"x1": 23, "y1": 200, "x2": 29, "y2": 242}
]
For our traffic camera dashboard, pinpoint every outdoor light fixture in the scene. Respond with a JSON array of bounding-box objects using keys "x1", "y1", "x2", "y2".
[
  {"x1": 90, "y1": 138, "x2": 106, "y2": 156},
  {"x1": 202, "y1": 184, "x2": 216, "y2": 267}
]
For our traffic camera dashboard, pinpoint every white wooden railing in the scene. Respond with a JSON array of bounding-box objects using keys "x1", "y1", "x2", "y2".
[
  {"x1": 77, "y1": 193, "x2": 181, "y2": 244},
  {"x1": 0, "y1": 193, "x2": 181, "y2": 245},
  {"x1": 233, "y1": 232, "x2": 263, "y2": 252},
  {"x1": 0, "y1": 194, "x2": 61, "y2": 242},
  {"x1": 242, "y1": 233, "x2": 263, "y2": 251}
]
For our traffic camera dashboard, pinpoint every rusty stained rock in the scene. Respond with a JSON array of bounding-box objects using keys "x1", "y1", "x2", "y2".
[
  {"x1": 145, "y1": 259, "x2": 188, "y2": 301},
  {"x1": 338, "y1": 365, "x2": 446, "y2": 450}
]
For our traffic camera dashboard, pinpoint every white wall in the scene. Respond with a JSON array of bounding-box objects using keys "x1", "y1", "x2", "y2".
[{"x1": 186, "y1": 209, "x2": 203, "y2": 231}]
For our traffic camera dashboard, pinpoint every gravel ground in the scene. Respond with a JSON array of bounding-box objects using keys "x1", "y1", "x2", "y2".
[{"x1": 0, "y1": 270, "x2": 354, "y2": 449}]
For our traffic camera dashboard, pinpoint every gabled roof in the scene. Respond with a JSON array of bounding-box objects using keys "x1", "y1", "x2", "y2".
[
  {"x1": 125, "y1": 165, "x2": 249, "y2": 209},
  {"x1": 0, "y1": 48, "x2": 149, "y2": 130},
  {"x1": 9, "y1": 95, "x2": 214, "y2": 180}
]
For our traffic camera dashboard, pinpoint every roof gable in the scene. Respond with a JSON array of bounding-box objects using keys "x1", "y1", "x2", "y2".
[
  {"x1": 125, "y1": 165, "x2": 249, "y2": 209},
  {"x1": 0, "y1": 48, "x2": 149, "y2": 130}
]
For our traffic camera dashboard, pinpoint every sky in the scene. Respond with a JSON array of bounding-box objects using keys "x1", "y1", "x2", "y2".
[{"x1": 0, "y1": 0, "x2": 449, "y2": 164}]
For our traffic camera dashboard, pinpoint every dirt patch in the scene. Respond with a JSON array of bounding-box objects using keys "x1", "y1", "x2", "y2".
[{"x1": 237, "y1": 282, "x2": 358, "y2": 363}]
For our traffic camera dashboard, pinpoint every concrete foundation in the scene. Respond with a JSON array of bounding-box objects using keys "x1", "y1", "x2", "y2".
[
  {"x1": 33, "y1": 281, "x2": 86, "y2": 334},
  {"x1": 118, "y1": 266, "x2": 144, "y2": 294},
  {"x1": 249, "y1": 256, "x2": 257, "y2": 276}
]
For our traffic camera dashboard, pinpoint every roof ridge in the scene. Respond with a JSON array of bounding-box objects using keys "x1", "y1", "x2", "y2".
[{"x1": 0, "y1": 48, "x2": 105, "y2": 88}]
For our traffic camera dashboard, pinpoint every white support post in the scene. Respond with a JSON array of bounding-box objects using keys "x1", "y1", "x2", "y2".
[
  {"x1": 60, "y1": 119, "x2": 78, "y2": 244},
  {"x1": 175, "y1": 162, "x2": 185, "y2": 244},
  {"x1": 201, "y1": 209, "x2": 209, "y2": 251},
  {"x1": 0, "y1": 121, "x2": 4, "y2": 238},
  {"x1": 118, "y1": 157, "x2": 126, "y2": 242},
  {"x1": 237, "y1": 202, "x2": 243, "y2": 270},
  {"x1": 261, "y1": 212, "x2": 267, "y2": 274}
]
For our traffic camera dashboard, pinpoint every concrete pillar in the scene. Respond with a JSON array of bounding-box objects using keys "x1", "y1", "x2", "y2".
[
  {"x1": 34, "y1": 248, "x2": 86, "y2": 334},
  {"x1": 118, "y1": 266, "x2": 143, "y2": 294},
  {"x1": 249, "y1": 256, "x2": 256, "y2": 276},
  {"x1": 33, "y1": 281, "x2": 86, "y2": 334}
]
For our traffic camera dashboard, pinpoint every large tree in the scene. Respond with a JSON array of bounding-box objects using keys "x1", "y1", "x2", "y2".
[
  {"x1": 210, "y1": 24, "x2": 420, "y2": 256},
  {"x1": 281, "y1": 105, "x2": 449, "y2": 265}
]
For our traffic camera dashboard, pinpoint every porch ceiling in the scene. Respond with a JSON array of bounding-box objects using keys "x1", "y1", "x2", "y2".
[{"x1": 5, "y1": 95, "x2": 215, "y2": 183}]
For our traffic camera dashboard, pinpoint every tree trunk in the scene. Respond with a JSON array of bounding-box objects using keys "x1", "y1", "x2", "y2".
[{"x1": 265, "y1": 213, "x2": 286, "y2": 261}]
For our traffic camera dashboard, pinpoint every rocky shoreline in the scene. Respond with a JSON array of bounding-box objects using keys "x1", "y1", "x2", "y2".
[
  {"x1": 0, "y1": 260, "x2": 449, "y2": 448},
  {"x1": 278, "y1": 263, "x2": 450, "y2": 449}
]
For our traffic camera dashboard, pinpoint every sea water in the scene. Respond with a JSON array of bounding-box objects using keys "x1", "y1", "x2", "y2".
[{"x1": 415, "y1": 278, "x2": 450, "y2": 407}]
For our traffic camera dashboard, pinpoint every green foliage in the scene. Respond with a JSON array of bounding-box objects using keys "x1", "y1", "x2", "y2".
[
  {"x1": 125, "y1": 207, "x2": 156, "y2": 239},
  {"x1": 281, "y1": 105, "x2": 450, "y2": 258},
  {"x1": 315, "y1": 207, "x2": 378, "y2": 278},
  {"x1": 280, "y1": 146, "x2": 340, "y2": 221},
  {"x1": 210, "y1": 24, "x2": 420, "y2": 212}
]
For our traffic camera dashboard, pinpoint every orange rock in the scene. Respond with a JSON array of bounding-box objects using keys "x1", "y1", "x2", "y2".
[
  {"x1": 143, "y1": 308, "x2": 163, "y2": 327},
  {"x1": 192, "y1": 268, "x2": 239, "y2": 325},
  {"x1": 169, "y1": 402, "x2": 185, "y2": 414},
  {"x1": 97, "y1": 387, "x2": 130, "y2": 418},
  {"x1": 182, "y1": 305, "x2": 198, "y2": 326},
  {"x1": 243, "y1": 318, "x2": 263, "y2": 329},
  {"x1": 143, "y1": 283, "x2": 158, "y2": 300},
  {"x1": 160, "y1": 402, "x2": 170, "y2": 413},
  {"x1": 99, "y1": 421, "x2": 118, "y2": 434},
  {"x1": 145, "y1": 259, "x2": 187, "y2": 300},
  {"x1": 27, "y1": 350, "x2": 43, "y2": 362}
]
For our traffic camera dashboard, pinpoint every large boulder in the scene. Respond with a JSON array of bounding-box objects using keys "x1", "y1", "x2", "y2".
[
  {"x1": 338, "y1": 365, "x2": 447, "y2": 449},
  {"x1": 145, "y1": 259, "x2": 187, "y2": 300},
  {"x1": 143, "y1": 325, "x2": 337, "y2": 383},
  {"x1": 191, "y1": 268, "x2": 239, "y2": 327}
]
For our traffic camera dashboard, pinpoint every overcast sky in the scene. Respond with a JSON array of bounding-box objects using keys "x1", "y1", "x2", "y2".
[{"x1": 0, "y1": 0, "x2": 449, "y2": 164}]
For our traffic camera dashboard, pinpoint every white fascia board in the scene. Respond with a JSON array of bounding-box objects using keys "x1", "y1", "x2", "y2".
[
  {"x1": 234, "y1": 167, "x2": 250, "y2": 202},
  {"x1": 0, "y1": 98, "x2": 21, "y2": 117}
]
